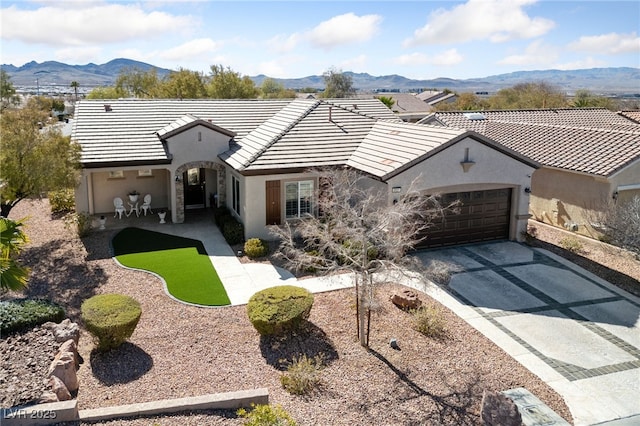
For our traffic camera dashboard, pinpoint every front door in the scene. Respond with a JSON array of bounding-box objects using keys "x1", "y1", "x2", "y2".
[
  {"x1": 266, "y1": 180, "x2": 281, "y2": 225},
  {"x1": 184, "y1": 168, "x2": 205, "y2": 209}
]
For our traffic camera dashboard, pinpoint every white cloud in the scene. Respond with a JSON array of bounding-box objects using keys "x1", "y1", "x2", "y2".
[
  {"x1": 395, "y1": 49, "x2": 463, "y2": 67},
  {"x1": 554, "y1": 57, "x2": 607, "y2": 70},
  {"x1": 498, "y1": 40, "x2": 558, "y2": 66},
  {"x1": 339, "y1": 54, "x2": 368, "y2": 71},
  {"x1": 54, "y1": 46, "x2": 103, "y2": 64},
  {"x1": 0, "y1": 3, "x2": 196, "y2": 46},
  {"x1": 160, "y1": 38, "x2": 222, "y2": 61},
  {"x1": 404, "y1": 0, "x2": 554, "y2": 46},
  {"x1": 266, "y1": 33, "x2": 302, "y2": 54},
  {"x1": 568, "y1": 32, "x2": 640, "y2": 55},
  {"x1": 307, "y1": 13, "x2": 382, "y2": 50}
]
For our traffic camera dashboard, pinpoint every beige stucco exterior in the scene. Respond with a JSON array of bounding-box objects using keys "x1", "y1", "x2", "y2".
[
  {"x1": 385, "y1": 136, "x2": 535, "y2": 242},
  {"x1": 529, "y1": 158, "x2": 640, "y2": 237}
]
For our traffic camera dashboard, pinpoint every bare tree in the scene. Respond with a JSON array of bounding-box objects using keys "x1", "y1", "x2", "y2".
[
  {"x1": 590, "y1": 196, "x2": 640, "y2": 256},
  {"x1": 270, "y1": 168, "x2": 459, "y2": 347}
]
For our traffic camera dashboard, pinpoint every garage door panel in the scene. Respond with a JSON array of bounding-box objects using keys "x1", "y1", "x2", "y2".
[{"x1": 418, "y1": 188, "x2": 512, "y2": 249}]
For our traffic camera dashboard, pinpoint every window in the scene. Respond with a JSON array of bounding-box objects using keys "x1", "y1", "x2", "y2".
[
  {"x1": 108, "y1": 170, "x2": 124, "y2": 179},
  {"x1": 285, "y1": 180, "x2": 314, "y2": 219},
  {"x1": 232, "y1": 175, "x2": 240, "y2": 214},
  {"x1": 138, "y1": 169, "x2": 152, "y2": 177}
]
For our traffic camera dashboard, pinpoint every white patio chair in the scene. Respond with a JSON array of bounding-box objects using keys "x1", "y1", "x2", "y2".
[
  {"x1": 141, "y1": 194, "x2": 153, "y2": 216},
  {"x1": 113, "y1": 197, "x2": 125, "y2": 219}
]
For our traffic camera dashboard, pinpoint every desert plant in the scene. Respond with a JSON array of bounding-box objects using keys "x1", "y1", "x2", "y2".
[
  {"x1": 247, "y1": 285, "x2": 314, "y2": 336},
  {"x1": 280, "y1": 353, "x2": 324, "y2": 395},
  {"x1": 64, "y1": 211, "x2": 92, "y2": 237},
  {"x1": 81, "y1": 293, "x2": 141, "y2": 352},
  {"x1": 0, "y1": 217, "x2": 30, "y2": 292},
  {"x1": 0, "y1": 298, "x2": 65, "y2": 335},
  {"x1": 559, "y1": 236, "x2": 583, "y2": 253},
  {"x1": 237, "y1": 404, "x2": 297, "y2": 426},
  {"x1": 221, "y1": 216, "x2": 244, "y2": 245},
  {"x1": 412, "y1": 303, "x2": 446, "y2": 338},
  {"x1": 48, "y1": 188, "x2": 76, "y2": 213},
  {"x1": 244, "y1": 238, "x2": 269, "y2": 259}
]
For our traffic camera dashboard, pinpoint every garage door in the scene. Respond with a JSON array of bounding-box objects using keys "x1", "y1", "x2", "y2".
[{"x1": 417, "y1": 188, "x2": 512, "y2": 249}]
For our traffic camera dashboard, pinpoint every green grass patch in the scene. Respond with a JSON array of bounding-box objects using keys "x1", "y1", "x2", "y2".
[{"x1": 112, "y1": 228, "x2": 230, "y2": 306}]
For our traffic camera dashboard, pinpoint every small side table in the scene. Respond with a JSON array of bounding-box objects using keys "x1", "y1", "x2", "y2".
[{"x1": 127, "y1": 202, "x2": 140, "y2": 217}]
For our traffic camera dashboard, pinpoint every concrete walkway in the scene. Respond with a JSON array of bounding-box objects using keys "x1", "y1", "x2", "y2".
[{"x1": 107, "y1": 214, "x2": 639, "y2": 425}]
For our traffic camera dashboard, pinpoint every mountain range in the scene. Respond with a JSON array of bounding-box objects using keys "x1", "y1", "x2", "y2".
[{"x1": 2, "y1": 58, "x2": 639, "y2": 94}]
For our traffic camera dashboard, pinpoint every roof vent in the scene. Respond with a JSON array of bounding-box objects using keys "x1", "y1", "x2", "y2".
[
  {"x1": 104, "y1": 104, "x2": 112, "y2": 112},
  {"x1": 353, "y1": 104, "x2": 358, "y2": 109},
  {"x1": 463, "y1": 112, "x2": 485, "y2": 121}
]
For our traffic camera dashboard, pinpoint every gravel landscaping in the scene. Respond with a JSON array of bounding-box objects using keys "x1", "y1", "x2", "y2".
[{"x1": 5, "y1": 198, "x2": 636, "y2": 425}]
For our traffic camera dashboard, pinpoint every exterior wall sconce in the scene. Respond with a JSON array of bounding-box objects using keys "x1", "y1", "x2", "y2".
[
  {"x1": 175, "y1": 174, "x2": 181, "y2": 182},
  {"x1": 524, "y1": 187, "x2": 531, "y2": 194},
  {"x1": 612, "y1": 191, "x2": 618, "y2": 200},
  {"x1": 460, "y1": 147, "x2": 475, "y2": 173}
]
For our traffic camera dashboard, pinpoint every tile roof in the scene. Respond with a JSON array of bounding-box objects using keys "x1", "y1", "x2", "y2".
[
  {"x1": 424, "y1": 108, "x2": 640, "y2": 177},
  {"x1": 619, "y1": 110, "x2": 640, "y2": 123}
]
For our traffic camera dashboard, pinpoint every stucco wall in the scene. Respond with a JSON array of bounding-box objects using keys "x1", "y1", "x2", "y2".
[
  {"x1": 610, "y1": 158, "x2": 640, "y2": 204},
  {"x1": 529, "y1": 167, "x2": 612, "y2": 235},
  {"x1": 385, "y1": 137, "x2": 535, "y2": 241}
]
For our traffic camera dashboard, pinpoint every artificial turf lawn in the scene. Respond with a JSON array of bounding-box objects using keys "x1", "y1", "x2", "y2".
[{"x1": 112, "y1": 227, "x2": 230, "y2": 306}]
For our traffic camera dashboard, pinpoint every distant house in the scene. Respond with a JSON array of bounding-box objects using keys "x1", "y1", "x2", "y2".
[
  {"x1": 384, "y1": 93, "x2": 434, "y2": 122},
  {"x1": 420, "y1": 108, "x2": 640, "y2": 236},
  {"x1": 72, "y1": 98, "x2": 538, "y2": 248}
]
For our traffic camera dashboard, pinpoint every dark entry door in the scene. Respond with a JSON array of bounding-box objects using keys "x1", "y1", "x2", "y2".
[
  {"x1": 266, "y1": 180, "x2": 281, "y2": 225},
  {"x1": 417, "y1": 188, "x2": 512, "y2": 249},
  {"x1": 185, "y1": 168, "x2": 205, "y2": 209}
]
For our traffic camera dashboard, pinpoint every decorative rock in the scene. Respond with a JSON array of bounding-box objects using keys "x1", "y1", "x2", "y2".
[
  {"x1": 47, "y1": 351, "x2": 79, "y2": 392},
  {"x1": 48, "y1": 375, "x2": 72, "y2": 401},
  {"x1": 37, "y1": 391, "x2": 59, "y2": 404},
  {"x1": 481, "y1": 390, "x2": 522, "y2": 426},
  {"x1": 45, "y1": 319, "x2": 80, "y2": 345},
  {"x1": 58, "y1": 339, "x2": 82, "y2": 368},
  {"x1": 391, "y1": 289, "x2": 422, "y2": 310}
]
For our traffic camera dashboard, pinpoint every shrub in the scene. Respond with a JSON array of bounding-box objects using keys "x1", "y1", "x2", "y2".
[
  {"x1": 237, "y1": 404, "x2": 297, "y2": 426},
  {"x1": 559, "y1": 236, "x2": 583, "y2": 253},
  {"x1": 0, "y1": 299, "x2": 65, "y2": 335},
  {"x1": 247, "y1": 285, "x2": 314, "y2": 336},
  {"x1": 213, "y1": 206, "x2": 231, "y2": 227},
  {"x1": 64, "y1": 212, "x2": 92, "y2": 237},
  {"x1": 412, "y1": 303, "x2": 446, "y2": 338},
  {"x1": 244, "y1": 238, "x2": 269, "y2": 258},
  {"x1": 222, "y1": 217, "x2": 244, "y2": 245},
  {"x1": 81, "y1": 294, "x2": 141, "y2": 352},
  {"x1": 48, "y1": 188, "x2": 76, "y2": 213},
  {"x1": 280, "y1": 354, "x2": 324, "y2": 395}
]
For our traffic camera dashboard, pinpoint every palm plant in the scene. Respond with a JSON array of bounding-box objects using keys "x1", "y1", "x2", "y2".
[
  {"x1": 0, "y1": 217, "x2": 30, "y2": 292},
  {"x1": 70, "y1": 81, "x2": 79, "y2": 101}
]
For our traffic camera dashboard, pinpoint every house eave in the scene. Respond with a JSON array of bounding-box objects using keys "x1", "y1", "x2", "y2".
[{"x1": 81, "y1": 158, "x2": 172, "y2": 169}]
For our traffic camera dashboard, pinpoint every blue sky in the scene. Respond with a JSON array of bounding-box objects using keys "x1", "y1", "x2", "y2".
[{"x1": 1, "y1": 0, "x2": 639, "y2": 79}]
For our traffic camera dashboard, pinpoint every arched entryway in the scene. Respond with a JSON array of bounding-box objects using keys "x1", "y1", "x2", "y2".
[{"x1": 174, "y1": 161, "x2": 226, "y2": 223}]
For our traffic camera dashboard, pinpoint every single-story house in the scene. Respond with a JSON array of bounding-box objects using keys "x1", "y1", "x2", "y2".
[
  {"x1": 420, "y1": 108, "x2": 640, "y2": 236},
  {"x1": 72, "y1": 98, "x2": 538, "y2": 248}
]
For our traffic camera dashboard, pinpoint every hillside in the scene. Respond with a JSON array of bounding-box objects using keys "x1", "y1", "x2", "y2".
[{"x1": 2, "y1": 58, "x2": 639, "y2": 94}]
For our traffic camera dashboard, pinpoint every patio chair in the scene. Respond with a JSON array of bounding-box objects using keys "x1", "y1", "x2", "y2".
[
  {"x1": 113, "y1": 197, "x2": 125, "y2": 219},
  {"x1": 141, "y1": 194, "x2": 153, "y2": 216}
]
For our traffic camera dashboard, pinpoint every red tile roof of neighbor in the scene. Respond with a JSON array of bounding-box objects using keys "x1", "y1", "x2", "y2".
[{"x1": 423, "y1": 108, "x2": 640, "y2": 177}]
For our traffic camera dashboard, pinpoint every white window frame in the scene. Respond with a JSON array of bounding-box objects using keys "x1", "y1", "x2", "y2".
[
  {"x1": 232, "y1": 175, "x2": 240, "y2": 214},
  {"x1": 285, "y1": 180, "x2": 314, "y2": 219},
  {"x1": 108, "y1": 170, "x2": 124, "y2": 179},
  {"x1": 138, "y1": 169, "x2": 153, "y2": 177}
]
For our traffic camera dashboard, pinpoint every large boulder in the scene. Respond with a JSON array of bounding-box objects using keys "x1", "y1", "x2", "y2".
[
  {"x1": 44, "y1": 319, "x2": 80, "y2": 345},
  {"x1": 481, "y1": 390, "x2": 522, "y2": 426},
  {"x1": 47, "y1": 351, "x2": 79, "y2": 392},
  {"x1": 48, "y1": 375, "x2": 72, "y2": 401},
  {"x1": 58, "y1": 338, "x2": 82, "y2": 368},
  {"x1": 391, "y1": 289, "x2": 422, "y2": 310}
]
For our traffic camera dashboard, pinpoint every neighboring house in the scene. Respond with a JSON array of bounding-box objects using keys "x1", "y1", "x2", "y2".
[
  {"x1": 416, "y1": 90, "x2": 458, "y2": 108},
  {"x1": 72, "y1": 98, "x2": 538, "y2": 248},
  {"x1": 420, "y1": 108, "x2": 640, "y2": 236},
  {"x1": 384, "y1": 93, "x2": 434, "y2": 123}
]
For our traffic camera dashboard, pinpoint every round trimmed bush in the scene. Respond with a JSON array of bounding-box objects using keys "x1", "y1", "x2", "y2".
[
  {"x1": 81, "y1": 294, "x2": 141, "y2": 352},
  {"x1": 244, "y1": 238, "x2": 269, "y2": 259},
  {"x1": 247, "y1": 286, "x2": 314, "y2": 336}
]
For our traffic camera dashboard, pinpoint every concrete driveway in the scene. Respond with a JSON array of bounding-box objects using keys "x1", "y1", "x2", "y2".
[{"x1": 415, "y1": 241, "x2": 640, "y2": 426}]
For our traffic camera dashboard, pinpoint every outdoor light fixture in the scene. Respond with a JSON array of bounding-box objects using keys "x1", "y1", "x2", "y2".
[
  {"x1": 524, "y1": 187, "x2": 531, "y2": 194},
  {"x1": 175, "y1": 175, "x2": 181, "y2": 182}
]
